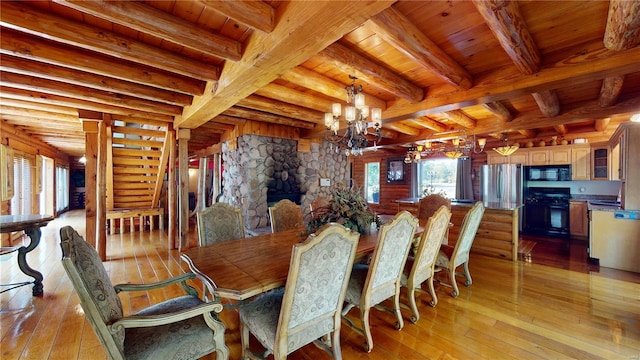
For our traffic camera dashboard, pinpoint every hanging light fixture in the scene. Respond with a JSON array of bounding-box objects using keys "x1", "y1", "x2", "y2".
[
  {"x1": 493, "y1": 134, "x2": 519, "y2": 156},
  {"x1": 324, "y1": 75, "x2": 382, "y2": 156},
  {"x1": 404, "y1": 145, "x2": 423, "y2": 163},
  {"x1": 420, "y1": 130, "x2": 486, "y2": 160}
]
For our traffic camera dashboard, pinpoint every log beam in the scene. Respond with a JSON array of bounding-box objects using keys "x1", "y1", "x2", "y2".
[
  {"x1": 368, "y1": 6, "x2": 472, "y2": 89},
  {"x1": 483, "y1": 101, "x2": 513, "y2": 122},
  {"x1": 237, "y1": 95, "x2": 323, "y2": 124},
  {"x1": 598, "y1": 76, "x2": 624, "y2": 107},
  {"x1": 223, "y1": 107, "x2": 316, "y2": 129},
  {"x1": 198, "y1": 0, "x2": 275, "y2": 33},
  {"x1": 54, "y1": 0, "x2": 242, "y2": 61},
  {"x1": 442, "y1": 110, "x2": 477, "y2": 128},
  {"x1": 594, "y1": 118, "x2": 611, "y2": 132}
]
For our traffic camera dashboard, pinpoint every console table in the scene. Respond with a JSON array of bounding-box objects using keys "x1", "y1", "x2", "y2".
[{"x1": 0, "y1": 214, "x2": 54, "y2": 296}]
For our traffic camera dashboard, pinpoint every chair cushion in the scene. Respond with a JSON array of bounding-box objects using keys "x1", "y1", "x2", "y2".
[
  {"x1": 239, "y1": 288, "x2": 285, "y2": 351},
  {"x1": 124, "y1": 295, "x2": 218, "y2": 360}
]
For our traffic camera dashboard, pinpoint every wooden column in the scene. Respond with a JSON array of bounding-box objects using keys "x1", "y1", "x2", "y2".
[
  {"x1": 177, "y1": 129, "x2": 190, "y2": 251},
  {"x1": 80, "y1": 116, "x2": 99, "y2": 251},
  {"x1": 168, "y1": 126, "x2": 177, "y2": 249},
  {"x1": 97, "y1": 114, "x2": 109, "y2": 260}
]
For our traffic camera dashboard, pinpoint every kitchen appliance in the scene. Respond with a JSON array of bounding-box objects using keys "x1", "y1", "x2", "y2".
[
  {"x1": 480, "y1": 164, "x2": 523, "y2": 205},
  {"x1": 523, "y1": 187, "x2": 571, "y2": 237},
  {"x1": 524, "y1": 165, "x2": 571, "y2": 181}
]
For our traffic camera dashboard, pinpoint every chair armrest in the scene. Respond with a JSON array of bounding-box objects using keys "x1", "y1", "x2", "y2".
[
  {"x1": 114, "y1": 273, "x2": 196, "y2": 293},
  {"x1": 109, "y1": 300, "x2": 224, "y2": 332}
]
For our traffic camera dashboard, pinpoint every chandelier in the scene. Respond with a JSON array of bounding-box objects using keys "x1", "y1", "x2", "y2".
[
  {"x1": 324, "y1": 75, "x2": 382, "y2": 156},
  {"x1": 493, "y1": 134, "x2": 519, "y2": 156},
  {"x1": 408, "y1": 130, "x2": 486, "y2": 161}
]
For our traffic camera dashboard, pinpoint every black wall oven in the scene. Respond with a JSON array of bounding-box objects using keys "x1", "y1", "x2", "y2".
[{"x1": 523, "y1": 187, "x2": 571, "y2": 237}]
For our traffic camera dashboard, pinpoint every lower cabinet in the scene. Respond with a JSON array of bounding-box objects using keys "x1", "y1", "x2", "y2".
[{"x1": 569, "y1": 201, "x2": 588, "y2": 238}]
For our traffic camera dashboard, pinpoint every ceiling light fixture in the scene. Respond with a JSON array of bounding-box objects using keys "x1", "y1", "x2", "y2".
[
  {"x1": 415, "y1": 130, "x2": 486, "y2": 160},
  {"x1": 493, "y1": 134, "x2": 519, "y2": 156},
  {"x1": 324, "y1": 75, "x2": 382, "y2": 156}
]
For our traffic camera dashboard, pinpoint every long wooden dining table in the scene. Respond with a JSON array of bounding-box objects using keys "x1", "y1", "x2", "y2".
[{"x1": 181, "y1": 222, "x2": 424, "y2": 302}]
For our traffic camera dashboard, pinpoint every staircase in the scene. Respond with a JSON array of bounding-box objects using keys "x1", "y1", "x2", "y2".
[{"x1": 106, "y1": 118, "x2": 170, "y2": 233}]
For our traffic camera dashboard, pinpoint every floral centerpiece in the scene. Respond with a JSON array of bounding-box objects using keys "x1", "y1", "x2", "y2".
[{"x1": 306, "y1": 186, "x2": 381, "y2": 235}]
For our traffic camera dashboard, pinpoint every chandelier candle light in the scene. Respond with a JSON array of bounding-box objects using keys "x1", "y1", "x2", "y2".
[
  {"x1": 493, "y1": 134, "x2": 520, "y2": 157},
  {"x1": 409, "y1": 130, "x2": 486, "y2": 161},
  {"x1": 325, "y1": 76, "x2": 382, "y2": 156}
]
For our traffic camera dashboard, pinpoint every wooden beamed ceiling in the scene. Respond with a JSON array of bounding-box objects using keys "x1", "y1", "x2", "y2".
[{"x1": 1, "y1": 0, "x2": 639, "y2": 158}]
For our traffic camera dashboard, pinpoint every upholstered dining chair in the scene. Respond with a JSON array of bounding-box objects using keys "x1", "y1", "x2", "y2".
[
  {"x1": 197, "y1": 202, "x2": 245, "y2": 246},
  {"x1": 417, "y1": 194, "x2": 451, "y2": 221},
  {"x1": 400, "y1": 205, "x2": 452, "y2": 323},
  {"x1": 341, "y1": 210, "x2": 418, "y2": 352},
  {"x1": 435, "y1": 201, "x2": 485, "y2": 298},
  {"x1": 239, "y1": 223, "x2": 360, "y2": 360},
  {"x1": 269, "y1": 199, "x2": 304, "y2": 232},
  {"x1": 60, "y1": 226, "x2": 228, "y2": 360}
]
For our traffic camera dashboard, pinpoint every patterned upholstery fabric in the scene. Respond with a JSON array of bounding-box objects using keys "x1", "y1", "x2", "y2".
[
  {"x1": 435, "y1": 201, "x2": 485, "y2": 298},
  {"x1": 197, "y1": 202, "x2": 245, "y2": 246},
  {"x1": 342, "y1": 211, "x2": 418, "y2": 352},
  {"x1": 417, "y1": 194, "x2": 451, "y2": 221},
  {"x1": 239, "y1": 223, "x2": 359, "y2": 359},
  {"x1": 400, "y1": 206, "x2": 452, "y2": 321},
  {"x1": 60, "y1": 226, "x2": 228, "y2": 360},
  {"x1": 269, "y1": 199, "x2": 304, "y2": 232}
]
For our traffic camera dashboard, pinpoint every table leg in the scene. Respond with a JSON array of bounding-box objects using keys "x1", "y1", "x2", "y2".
[{"x1": 18, "y1": 227, "x2": 44, "y2": 296}]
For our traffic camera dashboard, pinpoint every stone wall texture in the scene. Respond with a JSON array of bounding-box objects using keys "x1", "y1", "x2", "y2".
[{"x1": 220, "y1": 135, "x2": 349, "y2": 229}]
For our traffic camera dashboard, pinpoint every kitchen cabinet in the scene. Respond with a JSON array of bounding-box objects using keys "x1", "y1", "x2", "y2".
[
  {"x1": 487, "y1": 151, "x2": 528, "y2": 165},
  {"x1": 589, "y1": 209, "x2": 640, "y2": 273},
  {"x1": 571, "y1": 146, "x2": 591, "y2": 180},
  {"x1": 527, "y1": 147, "x2": 571, "y2": 165},
  {"x1": 590, "y1": 144, "x2": 609, "y2": 180},
  {"x1": 611, "y1": 123, "x2": 640, "y2": 209},
  {"x1": 528, "y1": 149, "x2": 550, "y2": 165},
  {"x1": 569, "y1": 200, "x2": 588, "y2": 238}
]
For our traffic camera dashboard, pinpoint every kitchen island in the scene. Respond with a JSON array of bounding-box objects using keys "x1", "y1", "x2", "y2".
[{"x1": 395, "y1": 198, "x2": 522, "y2": 262}]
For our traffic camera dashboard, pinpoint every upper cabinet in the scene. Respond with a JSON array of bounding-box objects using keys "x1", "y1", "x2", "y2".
[
  {"x1": 487, "y1": 151, "x2": 528, "y2": 165},
  {"x1": 611, "y1": 123, "x2": 640, "y2": 209},
  {"x1": 571, "y1": 146, "x2": 590, "y2": 180}
]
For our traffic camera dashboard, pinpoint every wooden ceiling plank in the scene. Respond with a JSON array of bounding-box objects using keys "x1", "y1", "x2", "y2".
[
  {"x1": 0, "y1": 72, "x2": 181, "y2": 116},
  {"x1": 406, "y1": 117, "x2": 448, "y2": 132},
  {"x1": 0, "y1": 105, "x2": 79, "y2": 123},
  {"x1": 223, "y1": 107, "x2": 316, "y2": 129},
  {"x1": 383, "y1": 122, "x2": 421, "y2": 136},
  {"x1": 198, "y1": 0, "x2": 275, "y2": 33},
  {"x1": 472, "y1": 0, "x2": 540, "y2": 75},
  {"x1": 0, "y1": 29, "x2": 204, "y2": 96},
  {"x1": 255, "y1": 83, "x2": 333, "y2": 113},
  {"x1": 369, "y1": 6, "x2": 472, "y2": 89},
  {"x1": 0, "y1": 97, "x2": 78, "y2": 115},
  {"x1": 531, "y1": 90, "x2": 561, "y2": 117},
  {"x1": 382, "y1": 46, "x2": 640, "y2": 122},
  {"x1": 0, "y1": 55, "x2": 192, "y2": 106},
  {"x1": 209, "y1": 114, "x2": 247, "y2": 126},
  {"x1": 317, "y1": 42, "x2": 424, "y2": 102},
  {"x1": 1, "y1": 2, "x2": 219, "y2": 81},
  {"x1": 280, "y1": 66, "x2": 387, "y2": 110},
  {"x1": 54, "y1": 0, "x2": 242, "y2": 61},
  {"x1": 178, "y1": 1, "x2": 395, "y2": 129},
  {"x1": 0, "y1": 86, "x2": 174, "y2": 122},
  {"x1": 237, "y1": 95, "x2": 323, "y2": 124},
  {"x1": 442, "y1": 110, "x2": 477, "y2": 128},
  {"x1": 482, "y1": 101, "x2": 513, "y2": 122}
]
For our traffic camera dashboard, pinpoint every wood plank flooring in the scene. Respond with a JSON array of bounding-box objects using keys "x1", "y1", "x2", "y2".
[{"x1": 1, "y1": 210, "x2": 639, "y2": 359}]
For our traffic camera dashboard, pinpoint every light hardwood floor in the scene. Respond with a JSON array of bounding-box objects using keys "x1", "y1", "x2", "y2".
[{"x1": 1, "y1": 210, "x2": 639, "y2": 359}]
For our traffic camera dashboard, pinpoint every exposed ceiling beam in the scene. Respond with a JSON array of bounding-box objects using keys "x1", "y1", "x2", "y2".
[
  {"x1": 0, "y1": 29, "x2": 205, "y2": 96},
  {"x1": 198, "y1": 0, "x2": 275, "y2": 33},
  {"x1": 0, "y1": 2, "x2": 219, "y2": 81},
  {"x1": 368, "y1": 6, "x2": 472, "y2": 89},
  {"x1": 405, "y1": 117, "x2": 448, "y2": 132},
  {"x1": 222, "y1": 107, "x2": 316, "y2": 129},
  {"x1": 177, "y1": 1, "x2": 394, "y2": 129},
  {"x1": 254, "y1": 83, "x2": 334, "y2": 113},
  {"x1": 54, "y1": 0, "x2": 242, "y2": 61},
  {"x1": 598, "y1": 76, "x2": 624, "y2": 107},
  {"x1": 237, "y1": 95, "x2": 323, "y2": 124},
  {"x1": 442, "y1": 110, "x2": 477, "y2": 128},
  {"x1": 315, "y1": 42, "x2": 424, "y2": 102},
  {"x1": 482, "y1": 101, "x2": 513, "y2": 122},
  {"x1": 532, "y1": 90, "x2": 561, "y2": 117}
]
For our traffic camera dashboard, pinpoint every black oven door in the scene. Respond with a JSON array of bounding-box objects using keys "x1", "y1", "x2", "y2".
[{"x1": 523, "y1": 203, "x2": 569, "y2": 237}]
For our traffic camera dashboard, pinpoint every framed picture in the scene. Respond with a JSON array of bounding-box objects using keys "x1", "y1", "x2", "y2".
[
  {"x1": 386, "y1": 157, "x2": 406, "y2": 184},
  {"x1": 1, "y1": 144, "x2": 14, "y2": 201}
]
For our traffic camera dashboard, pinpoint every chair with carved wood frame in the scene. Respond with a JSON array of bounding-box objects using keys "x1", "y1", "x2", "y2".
[
  {"x1": 435, "y1": 201, "x2": 485, "y2": 298},
  {"x1": 239, "y1": 223, "x2": 360, "y2": 360},
  {"x1": 341, "y1": 210, "x2": 418, "y2": 352},
  {"x1": 60, "y1": 226, "x2": 229, "y2": 360},
  {"x1": 197, "y1": 202, "x2": 245, "y2": 246},
  {"x1": 400, "y1": 205, "x2": 452, "y2": 323},
  {"x1": 269, "y1": 199, "x2": 304, "y2": 233}
]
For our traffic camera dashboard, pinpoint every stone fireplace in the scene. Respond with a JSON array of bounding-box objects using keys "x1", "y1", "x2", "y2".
[{"x1": 220, "y1": 135, "x2": 348, "y2": 229}]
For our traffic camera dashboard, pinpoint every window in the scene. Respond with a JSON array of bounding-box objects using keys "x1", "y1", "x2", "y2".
[
  {"x1": 56, "y1": 165, "x2": 69, "y2": 212},
  {"x1": 10, "y1": 152, "x2": 32, "y2": 215},
  {"x1": 365, "y1": 162, "x2": 380, "y2": 204},
  {"x1": 416, "y1": 158, "x2": 457, "y2": 199}
]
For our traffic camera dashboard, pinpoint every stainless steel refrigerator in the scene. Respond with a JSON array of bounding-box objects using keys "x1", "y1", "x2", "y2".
[{"x1": 480, "y1": 164, "x2": 522, "y2": 205}]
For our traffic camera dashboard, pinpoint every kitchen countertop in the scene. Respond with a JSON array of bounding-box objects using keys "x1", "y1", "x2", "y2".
[{"x1": 394, "y1": 197, "x2": 521, "y2": 210}]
